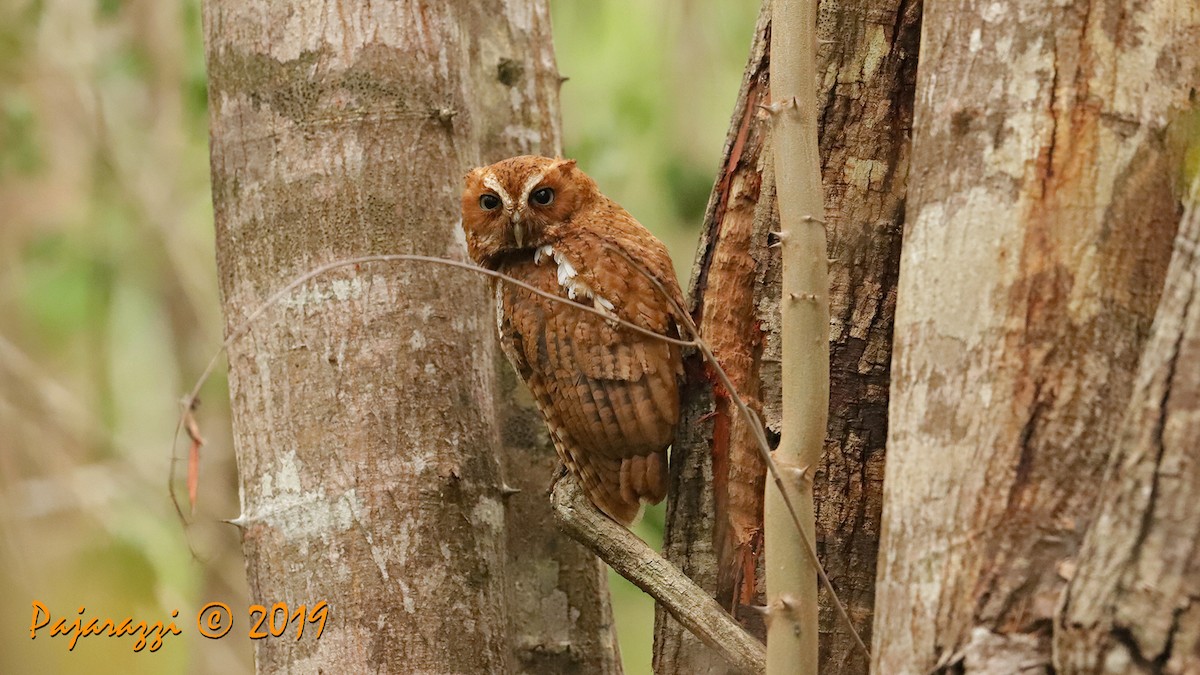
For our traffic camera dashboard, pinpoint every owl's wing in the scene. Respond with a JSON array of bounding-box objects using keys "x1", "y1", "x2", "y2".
[
  {"x1": 552, "y1": 207, "x2": 687, "y2": 337},
  {"x1": 497, "y1": 248, "x2": 682, "y2": 525}
]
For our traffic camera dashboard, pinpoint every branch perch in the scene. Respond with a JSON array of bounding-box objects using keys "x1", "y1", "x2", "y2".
[{"x1": 550, "y1": 477, "x2": 766, "y2": 674}]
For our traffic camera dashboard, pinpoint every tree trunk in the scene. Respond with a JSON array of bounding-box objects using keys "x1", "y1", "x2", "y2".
[
  {"x1": 205, "y1": 1, "x2": 614, "y2": 671},
  {"x1": 808, "y1": 1, "x2": 920, "y2": 671},
  {"x1": 460, "y1": 3, "x2": 622, "y2": 672},
  {"x1": 654, "y1": 0, "x2": 920, "y2": 672},
  {"x1": 1054, "y1": 186, "x2": 1200, "y2": 674},
  {"x1": 873, "y1": 0, "x2": 1197, "y2": 672}
]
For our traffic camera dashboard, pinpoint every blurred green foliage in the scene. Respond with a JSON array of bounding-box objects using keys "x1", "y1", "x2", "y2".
[
  {"x1": 0, "y1": 1, "x2": 756, "y2": 674},
  {"x1": 554, "y1": 1, "x2": 756, "y2": 282}
]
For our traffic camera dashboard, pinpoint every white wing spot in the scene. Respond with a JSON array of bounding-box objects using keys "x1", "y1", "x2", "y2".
[
  {"x1": 538, "y1": 247, "x2": 615, "y2": 314},
  {"x1": 558, "y1": 260, "x2": 577, "y2": 286}
]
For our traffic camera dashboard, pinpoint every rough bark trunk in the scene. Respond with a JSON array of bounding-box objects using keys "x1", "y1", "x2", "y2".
[
  {"x1": 654, "y1": 0, "x2": 920, "y2": 673},
  {"x1": 461, "y1": 3, "x2": 622, "y2": 673},
  {"x1": 1054, "y1": 186, "x2": 1200, "y2": 674},
  {"x1": 874, "y1": 1, "x2": 1198, "y2": 672},
  {"x1": 205, "y1": 2, "x2": 610, "y2": 671}
]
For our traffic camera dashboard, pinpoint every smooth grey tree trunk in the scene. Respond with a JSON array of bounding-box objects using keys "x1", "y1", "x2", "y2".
[
  {"x1": 205, "y1": 1, "x2": 618, "y2": 671},
  {"x1": 1054, "y1": 188, "x2": 1200, "y2": 674}
]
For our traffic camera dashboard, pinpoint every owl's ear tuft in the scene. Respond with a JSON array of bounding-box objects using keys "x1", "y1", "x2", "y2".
[
  {"x1": 550, "y1": 158, "x2": 578, "y2": 180},
  {"x1": 463, "y1": 167, "x2": 483, "y2": 184}
]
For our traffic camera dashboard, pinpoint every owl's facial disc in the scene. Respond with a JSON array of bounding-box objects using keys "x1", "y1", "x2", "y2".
[{"x1": 481, "y1": 171, "x2": 532, "y2": 248}]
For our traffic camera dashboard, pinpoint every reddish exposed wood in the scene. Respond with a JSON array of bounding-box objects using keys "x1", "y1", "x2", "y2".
[
  {"x1": 655, "y1": 0, "x2": 920, "y2": 672},
  {"x1": 655, "y1": 10, "x2": 774, "y2": 673}
]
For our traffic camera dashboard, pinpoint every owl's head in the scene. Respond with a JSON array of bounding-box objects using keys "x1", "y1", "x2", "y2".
[{"x1": 461, "y1": 155, "x2": 598, "y2": 269}]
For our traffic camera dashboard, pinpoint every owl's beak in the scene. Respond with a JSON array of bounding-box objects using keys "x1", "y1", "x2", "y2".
[{"x1": 512, "y1": 221, "x2": 525, "y2": 248}]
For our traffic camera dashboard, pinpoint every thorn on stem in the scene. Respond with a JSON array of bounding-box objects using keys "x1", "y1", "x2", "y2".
[
  {"x1": 434, "y1": 107, "x2": 457, "y2": 127},
  {"x1": 756, "y1": 96, "x2": 798, "y2": 116},
  {"x1": 763, "y1": 595, "x2": 801, "y2": 630},
  {"x1": 782, "y1": 463, "x2": 814, "y2": 484},
  {"x1": 499, "y1": 483, "x2": 522, "y2": 498},
  {"x1": 802, "y1": 215, "x2": 827, "y2": 226},
  {"x1": 745, "y1": 604, "x2": 772, "y2": 617},
  {"x1": 778, "y1": 594, "x2": 800, "y2": 613}
]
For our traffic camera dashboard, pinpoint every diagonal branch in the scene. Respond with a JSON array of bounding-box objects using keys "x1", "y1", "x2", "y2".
[{"x1": 551, "y1": 476, "x2": 765, "y2": 674}]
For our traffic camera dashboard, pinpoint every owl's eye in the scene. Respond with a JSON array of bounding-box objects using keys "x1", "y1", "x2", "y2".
[
  {"x1": 479, "y1": 193, "x2": 502, "y2": 211},
  {"x1": 530, "y1": 187, "x2": 555, "y2": 206}
]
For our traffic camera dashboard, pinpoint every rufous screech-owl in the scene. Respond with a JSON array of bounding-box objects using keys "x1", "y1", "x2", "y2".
[{"x1": 461, "y1": 155, "x2": 684, "y2": 525}]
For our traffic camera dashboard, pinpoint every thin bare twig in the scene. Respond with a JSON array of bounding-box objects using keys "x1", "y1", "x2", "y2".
[{"x1": 169, "y1": 253, "x2": 698, "y2": 522}]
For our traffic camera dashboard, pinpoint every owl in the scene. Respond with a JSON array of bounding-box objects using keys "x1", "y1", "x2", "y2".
[{"x1": 461, "y1": 155, "x2": 685, "y2": 525}]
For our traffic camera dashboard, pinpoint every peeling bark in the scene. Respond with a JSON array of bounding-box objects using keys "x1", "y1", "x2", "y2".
[
  {"x1": 874, "y1": 1, "x2": 1199, "y2": 672},
  {"x1": 204, "y1": 2, "x2": 588, "y2": 671},
  {"x1": 1055, "y1": 187, "x2": 1200, "y2": 674},
  {"x1": 655, "y1": 0, "x2": 920, "y2": 672},
  {"x1": 655, "y1": 11, "x2": 773, "y2": 674}
]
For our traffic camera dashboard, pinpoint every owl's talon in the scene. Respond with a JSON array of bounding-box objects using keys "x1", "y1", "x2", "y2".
[{"x1": 548, "y1": 463, "x2": 570, "y2": 495}]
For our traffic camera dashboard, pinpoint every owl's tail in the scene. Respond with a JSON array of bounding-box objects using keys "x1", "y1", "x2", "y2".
[{"x1": 573, "y1": 450, "x2": 667, "y2": 526}]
